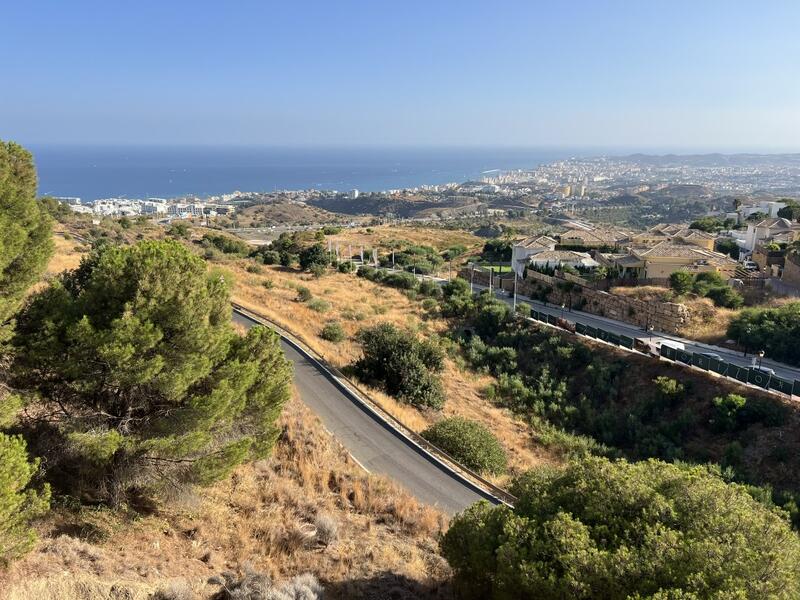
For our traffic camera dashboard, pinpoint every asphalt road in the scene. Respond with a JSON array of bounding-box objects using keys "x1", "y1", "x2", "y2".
[{"x1": 232, "y1": 311, "x2": 492, "y2": 515}]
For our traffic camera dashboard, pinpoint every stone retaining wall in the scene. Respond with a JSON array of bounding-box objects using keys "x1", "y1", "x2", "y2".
[{"x1": 459, "y1": 268, "x2": 690, "y2": 333}]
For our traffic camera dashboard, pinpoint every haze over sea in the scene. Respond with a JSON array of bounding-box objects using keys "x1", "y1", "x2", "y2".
[{"x1": 32, "y1": 146, "x2": 600, "y2": 201}]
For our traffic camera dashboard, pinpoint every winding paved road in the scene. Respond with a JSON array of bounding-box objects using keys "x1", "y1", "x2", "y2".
[{"x1": 232, "y1": 311, "x2": 494, "y2": 515}]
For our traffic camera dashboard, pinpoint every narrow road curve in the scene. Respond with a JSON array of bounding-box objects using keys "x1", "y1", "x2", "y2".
[{"x1": 232, "y1": 311, "x2": 495, "y2": 515}]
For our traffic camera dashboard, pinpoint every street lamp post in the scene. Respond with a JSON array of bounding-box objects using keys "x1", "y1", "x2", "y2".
[
  {"x1": 758, "y1": 350, "x2": 765, "y2": 369},
  {"x1": 648, "y1": 325, "x2": 654, "y2": 342}
]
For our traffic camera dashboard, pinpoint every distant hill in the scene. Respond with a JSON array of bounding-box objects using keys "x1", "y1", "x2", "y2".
[{"x1": 621, "y1": 153, "x2": 800, "y2": 168}]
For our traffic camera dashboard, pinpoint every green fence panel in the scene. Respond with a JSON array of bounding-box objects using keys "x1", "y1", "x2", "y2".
[
  {"x1": 711, "y1": 360, "x2": 730, "y2": 376},
  {"x1": 607, "y1": 332, "x2": 621, "y2": 346},
  {"x1": 730, "y1": 365, "x2": 750, "y2": 383},
  {"x1": 585, "y1": 326, "x2": 598, "y2": 338},
  {"x1": 596, "y1": 329, "x2": 609, "y2": 342},
  {"x1": 748, "y1": 369, "x2": 772, "y2": 389},
  {"x1": 692, "y1": 353, "x2": 711, "y2": 370},
  {"x1": 794, "y1": 381, "x2": 800, "y2": 397},
  {"x1": 676, "y1": 350, "x2": 693, "y2": 365},
  {"x1": 619, "y1": 335, "x2": 634, "y2": 349},
  {"x1": 576, "y1": 322, "x2": 587, "y2": 335},
  {"x1": 660, "y1": 345, "x2": 677, "y2": 360},
  {"x1": 769, "y1": 376, "x2": 794, "y2": 395},
  {"x1": 547, "y1": 314, "x2": 559, "y2": 325},
  {"x1": 530, "y1": 310, "x2": 539, "y2": 321},
  {"x1": 537, "y1": 311, "x2": 548, "y2": 322}
]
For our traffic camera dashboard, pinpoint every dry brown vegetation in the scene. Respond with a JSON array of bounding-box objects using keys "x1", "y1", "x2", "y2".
[
  {"x1": 1, "y1": 395, "x2": 451, "y2": 600},
  {"x1": 327, "y1": 225, "x2": 483, "y2": 255},
  {"x1": 228, "y1": 259, "x2": 556, "y2": 483}
]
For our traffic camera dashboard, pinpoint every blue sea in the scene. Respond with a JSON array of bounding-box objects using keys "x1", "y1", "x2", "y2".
[{"x1": 30, "y1": 146, "x2": 591, "y2": 201}]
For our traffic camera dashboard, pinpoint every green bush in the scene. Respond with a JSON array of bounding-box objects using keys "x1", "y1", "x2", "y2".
[
  {"x1": 422, "y1": 417, "x2": 507, "y2": 475},
  {"x1": 260, "y1": 250, "x2": 281, "y2": 265},
  {"x1": 418, "y1": 279, "x2": 442, "y2": 298},
  {"x1": 712, "y1": 393, "x2": 747, "y2": 432},
  {"x1": 296, "y1": 286, "x2": 313, "y2": 302},
  {"x1": 668, "y1": 271, "x2": 694, "y2": 295},
  {"x1": 307, "y1": 298, "x2": 330, "y2": 313},
  {"x1": 245, "y1": 263, "x2": 262, "y2": 274},
  {"x1": 299, "y1": 243, "x2": 330, "y2": 272},
  {"x1": 338, "y1": 260, "x2": 355, "y2": 273},
  {"x1": 421, "y1": 297, "x2": 439, "y2": 312},
  {"x1": 11, "y1": 240, "x2": 291, "y2": 504},
  {"x1": 201, "y1": 233, "x2": 250, "y2": 255},
  {"x1": 705, "y1": 285, "x2": 744, "y2": 308},
  {"x1": 352, "y1": 323, "x2": 445, "y2": 409},
  {"x1": 279, "y1": 251, "x2": 296, "y2": 267},
  {"x1": 0, "y1": 433, "x2": 51, "y2": 566},
  {"x1": 441, "y1": 457, "x2": 800, "y2": 600},
  {"x1": 727, "y1": 302, "x2": 800, "y2": 366},
  {"x1": 320, "y1": 322, "x2": 346, "y2": 343},
  {"x1": 382, "y1": 271, "x2": 419, "y2": 290},
  {"x1": 261, "y1": 279, "x2": 274, "y2": 290}
]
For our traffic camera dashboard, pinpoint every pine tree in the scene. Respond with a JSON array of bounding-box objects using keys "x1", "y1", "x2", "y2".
[
  {"x1": 0, "y1": 141, "x2": 53, "y2": 341},
  {"x1": 0, "y1": 433, "x2": 50, "y2": 566},
  {"x1": 12, "y1": 239, "x2": 291, "y2": 504}
]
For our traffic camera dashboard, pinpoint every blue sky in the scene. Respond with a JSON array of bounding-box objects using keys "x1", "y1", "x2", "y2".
[{"x1": 2, "y1": 0, "x2": 799, "y2": 149}]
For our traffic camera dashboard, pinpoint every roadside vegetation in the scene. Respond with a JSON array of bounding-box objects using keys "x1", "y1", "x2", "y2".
[{"x1": 443, "y1": 457, "x2": 800, "y2": 599}]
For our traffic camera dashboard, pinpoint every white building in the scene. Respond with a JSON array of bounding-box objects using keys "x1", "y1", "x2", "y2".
[
  {"x1": 511, "y1": 235, "x2": 558, "y2": 276},
  {"x1": 349, "y1": 189, "x2": 359, "y2": 199}
]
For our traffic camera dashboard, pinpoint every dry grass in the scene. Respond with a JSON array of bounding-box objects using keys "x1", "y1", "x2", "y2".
[
  {"x1": 229, "y1": 259, "x2": 558, "y2": 485},
  {"x1": 1, "y1": 395, "x2": 451, "y2": 600},
  {"x1": 327, "y1": 225, "x2": 483, "y2": 254},
  {"x1": 46, "y1": 228, "x2": 86, "y2": 276}
]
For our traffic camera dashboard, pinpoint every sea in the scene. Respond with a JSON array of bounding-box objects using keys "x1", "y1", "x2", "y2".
[{"x1": 30, "y1": 145, "x2": 592, "y2": 202}]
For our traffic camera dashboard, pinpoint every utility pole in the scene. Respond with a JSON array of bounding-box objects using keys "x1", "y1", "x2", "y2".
[
  {"x1": 470, "y1": 263, "x2": 475, "y2": 293},
  {"x1": 391, "y1": 249, "x2": 395, "y2": 270},
  {"x1": 513, "y1": 269, "x2": 518, "y2": 312},
  {"x1": 489, "y1": 266, "x2": 493, "y2": 293}
]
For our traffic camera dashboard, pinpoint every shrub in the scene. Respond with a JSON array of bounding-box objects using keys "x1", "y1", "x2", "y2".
[
  {"x1": 422, "y1": 417, "x2": 507, "y2": 475},
  {"x1": 668, "y1": 271, "x2": 694, "y2": 295},
  {"x1": 421, "y1": 298, "x2": 439, "y2": 312},
  {"x1": 705, "y1": 285, "x2": 744, "y2": 308},
  {"x1": 382, "y1": 271, "x2": 419, "y2": 290},
  {"x1": 727, "y1": 302, "x2": 800, "y2": 366},
  {"x1": 515, "y1": 302, "x2": 531, "y2": 318},
  {"x1": 245, "y1": 263, "x2": 262, "y2": 274},
  {"x1": 296, "y1": 286, "x2": 312, "y2": 302},
  {"x1": 353, "y1": 323, "x2": 445, "y2": 409},
  {"x1": 261, "y1": 279, "x2": 274, "y2": 290},
  {"x1": 299, "y1": 243, "x2": 330, "y2": 272},
  {"x1": 441, "y1": 457, "x2": 800, "y2": 600},
  {"x1": 260, "y1": 250, "x2": 281, "y2": 265},
  {"x1": 314, "y1": 513, "x2": 339, "y2": 547},
  {"x1": 338, "y1": 260, "x2": 355, "y2": 273},
  {"x1": 0, "y1": 434, "x2": 51, "y2": 566},
  {"x1": 321, "y1": 225, "x2": 342, "y2": 235},
  {"x1": 711, "y1": 393, "x2": 748, "y2": 432},
  {"x1": 320, "y1": 322, "x2": 346, "y2": 343},
  {"x1": 11, "y1": 240, "x2": 291, "y2": 505},
  {"x1": 418, "y1": 278, "x2": 441, "y2": 298},
  {"x1": 279, "y1": 251, "x2": 296, "y2": 268},
  {"x1": 201, "y1": 233, "x2": 250, "y2": 255},
  {"x1": 307, "y1": 298, "x2": 330, "y2": 313},
  {"x1": 309, "y1": 263, "x2": 326, "y2": 278}
]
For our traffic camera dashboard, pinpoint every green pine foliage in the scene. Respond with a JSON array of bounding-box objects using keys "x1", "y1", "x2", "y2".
[
  {"x1": 442, "y1": 457, "x2": 800, "y2": 600},
  {"x1": 0, "y1": 141, "x2": 54, "y2": 341},
  {"x1": 422, "y1": 417, "x2": 507, "y2": 475},
  {"x1": 0, "y1": 433, "x2": 50, "y2": 566},
  {"x1": 11, "y1": 239, "x2": 291, "y2": 504},
  {"x1": 728, "y1": 302, "x2": 800, "y2": 366}
]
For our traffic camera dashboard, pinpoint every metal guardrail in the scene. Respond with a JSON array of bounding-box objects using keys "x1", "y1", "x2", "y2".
[{"x1": 230, "y1": 302, "x2": 518, "y2": 508}]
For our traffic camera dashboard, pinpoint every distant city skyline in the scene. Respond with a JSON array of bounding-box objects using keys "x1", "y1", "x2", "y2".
[{"x1": 2, "y1": 1, "x2": 800, "y2": 150}]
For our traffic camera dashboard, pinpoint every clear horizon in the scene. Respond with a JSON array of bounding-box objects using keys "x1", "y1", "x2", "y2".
[{"x1": 3, "y1": 1, "x2": 800, "y2": 150}]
